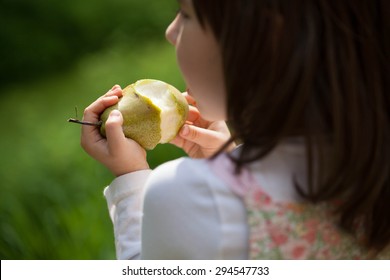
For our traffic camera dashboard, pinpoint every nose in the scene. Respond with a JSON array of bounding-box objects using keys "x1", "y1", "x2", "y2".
[{"x1": 165, "y1": 16, "x2": 180, "y2": 46}]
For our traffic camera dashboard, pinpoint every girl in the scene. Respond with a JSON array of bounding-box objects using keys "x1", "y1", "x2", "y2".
[{"x1": 80, "y1": 0, "x2": 390, "y2": 259}]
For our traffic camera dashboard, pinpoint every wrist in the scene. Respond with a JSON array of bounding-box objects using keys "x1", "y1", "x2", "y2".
[{"x1": 111, "y1": 162, "x2": 150, "y2": 177}]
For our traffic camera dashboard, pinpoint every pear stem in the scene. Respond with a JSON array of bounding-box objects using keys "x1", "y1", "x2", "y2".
[{"x1": 67, "y1": 118, "x2": 102, "y2": 126}]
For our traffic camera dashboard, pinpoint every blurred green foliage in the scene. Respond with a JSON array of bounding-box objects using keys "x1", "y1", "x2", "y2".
[
  {"x1": 0, "y1": 0, "x2": 177, "y2": 87},
  {"x1": 0, "y1": 0, "x2": 187, "y2": 259}
]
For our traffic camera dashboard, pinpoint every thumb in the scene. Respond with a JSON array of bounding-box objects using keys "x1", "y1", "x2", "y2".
[{"x1": 104, "y1": 110, "x2": 126, "y2": 155}]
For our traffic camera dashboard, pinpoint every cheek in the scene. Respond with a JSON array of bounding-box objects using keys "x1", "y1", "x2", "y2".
[
  {"x1": 176, "y1": 39, "x2": 222, "y2": 91},
  {"x1": 175, "y1": 29, "x2": 211, "y2": 82},
  {"x1": 177, "y1": 54, "x2": 226, "y2": 120},
  {"x1": 176, "y1": 41, "x2": 200, "y2": 85},
  {"x1": 175, "y1": 31, "x2": 227, "y2": 120},
  {"x1": 176, "y1": 50, "x2": 191, "y2": 83}
]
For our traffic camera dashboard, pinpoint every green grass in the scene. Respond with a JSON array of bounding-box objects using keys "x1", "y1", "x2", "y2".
[{"x1": 0, "y1": 39, "x2": 187, "y2": 259}]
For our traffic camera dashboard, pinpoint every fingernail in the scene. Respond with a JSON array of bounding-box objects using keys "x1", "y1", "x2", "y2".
[
  {"x1": 109, "y1": 110, "x2": 121, "y2": 118},
  {"x1": 180, "y1": 125, "x2": 189, "y2": 136}
]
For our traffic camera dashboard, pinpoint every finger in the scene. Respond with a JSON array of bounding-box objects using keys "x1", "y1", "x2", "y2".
[
  {"x1": 81, "y1": 95, "x2": 119, "y2": 144},
  {"x1": 170, "y1": 133, "x2": 185, "y2": 148},
  {"x1": 104, "y1": 110, "x2": 128, "y2": 156},
  {"x1": 186, "y1": 105, "x2": 211, "y2": 129},
  {"x1": 105, "y1": 85, "x2": 123, "y2": 97},
  {"x1": 186, "y1": 106, "x2": 200, "y2": 124},
  {"x1": 111, "y1": 84, "x2": 121, "y2": 91},
  {"x1": 179, "y1": 124, "x2": 224, "y2": 148},
  {"x1": 83, "y1": 95, "x2": 119, "y2": 123},
  {"x1": 183, "y1": 92, "x2": 197, "y2": 106}
]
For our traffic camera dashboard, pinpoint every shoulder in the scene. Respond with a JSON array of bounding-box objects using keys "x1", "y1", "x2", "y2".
[
  {"x1": 144, "y1": 156, "x2": 243, "y2": 214},
  {"x1": 143, "y1": 157, "x2": 224, "y2": 220},
  {"x1": 141, "y1": 158, "x2": 219, "y2": 259},
  {"x1": 146, "y1": 157, "x2": 216, "y2": 192}
]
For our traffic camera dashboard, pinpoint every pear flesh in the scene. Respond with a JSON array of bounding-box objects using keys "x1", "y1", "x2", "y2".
[{"x1": 99, "y1": 79, "x2": 188, "y2": 150}]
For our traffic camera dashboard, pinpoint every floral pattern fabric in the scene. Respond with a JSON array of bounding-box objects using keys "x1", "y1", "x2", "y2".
[
  {"x1": 246, "y1": 187, "x2": 366, "y2": 259},
  {"x1": 209, "y1": 154, "x2": 389, "y2": 259}
]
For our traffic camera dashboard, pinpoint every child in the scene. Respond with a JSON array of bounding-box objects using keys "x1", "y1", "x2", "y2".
[{"x1": 80, "y1": 0, "x2": 390, "y2": 259}]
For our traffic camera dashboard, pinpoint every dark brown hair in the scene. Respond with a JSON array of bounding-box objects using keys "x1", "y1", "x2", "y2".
[{"x1": 193, "y1": 0, "x2": 389, "y2": 253}]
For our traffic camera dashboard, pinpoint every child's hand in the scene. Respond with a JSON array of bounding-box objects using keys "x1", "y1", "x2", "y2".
[
  {"x1": 170, "y1": 92, "x2": 235, "y2": 158},
  {"x1": 80, "y1": 85, "x2": 149, "y2": 177}
]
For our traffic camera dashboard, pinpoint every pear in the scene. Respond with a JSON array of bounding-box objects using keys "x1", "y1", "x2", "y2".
[{"x1": 99, "y1": 79, "x2": 188, "y2": 150}]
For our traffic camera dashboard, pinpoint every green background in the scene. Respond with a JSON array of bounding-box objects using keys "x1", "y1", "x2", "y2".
[{"x1": 0, "y1": 0, "x2": 186, "y2": 259}]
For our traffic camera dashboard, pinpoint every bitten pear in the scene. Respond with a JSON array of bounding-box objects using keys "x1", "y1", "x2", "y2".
[{"x1": 99, "y1": 79, "x2": 188, "y2": 150}]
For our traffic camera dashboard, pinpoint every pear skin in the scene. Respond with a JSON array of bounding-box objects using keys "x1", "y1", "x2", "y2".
[{"x1": 99, "y1": 80, "x2": 188, "y2": 150}]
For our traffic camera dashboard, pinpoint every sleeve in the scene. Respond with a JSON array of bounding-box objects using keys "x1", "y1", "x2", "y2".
[
  {"x1": 104, "y1": 157, "x2": 248, "y2": 260},
  {"x1": 103, "y1": 169, "x2": 152, "y2": 260},
  {"x1": 140, "y1": 159, "x2": 222, "y2": 259}
]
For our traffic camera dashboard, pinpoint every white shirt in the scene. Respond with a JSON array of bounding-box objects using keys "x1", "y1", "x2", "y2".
[{"x1": 104, "y1": 141, "x2": 307, "y2": 259}]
